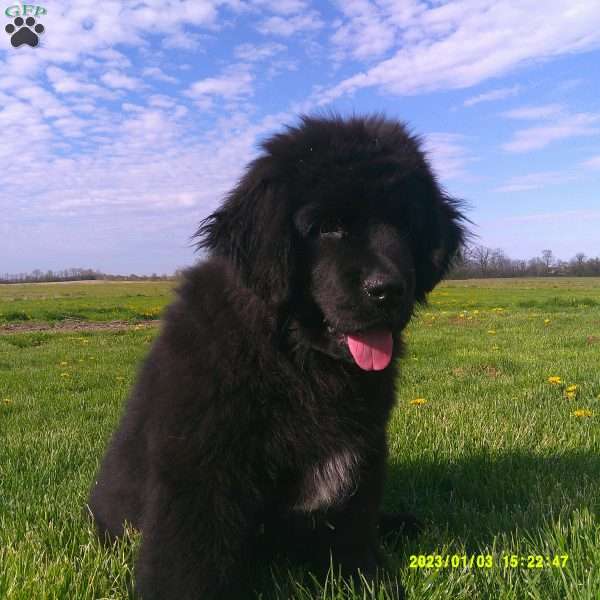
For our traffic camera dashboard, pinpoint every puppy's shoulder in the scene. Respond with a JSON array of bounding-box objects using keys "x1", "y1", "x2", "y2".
[
  {"x1": 160, "y1": 258, "x2": 272, "y2": 361},
  {"x1": 175, "y1": 257, "x2": 243, "y2": 314}
]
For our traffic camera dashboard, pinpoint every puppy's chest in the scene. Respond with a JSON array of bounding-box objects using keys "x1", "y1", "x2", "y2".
[{"x1": 292, "y1": 447, "x2": 361, "y2": 512}]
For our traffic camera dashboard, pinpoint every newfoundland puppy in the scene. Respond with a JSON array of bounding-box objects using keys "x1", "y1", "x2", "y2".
[{"x1": 89, "y1": 114, "x2": 465, "y2": 599}]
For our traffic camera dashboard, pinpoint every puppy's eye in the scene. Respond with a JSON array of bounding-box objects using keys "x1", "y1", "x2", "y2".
[{"x1": 318, "y1": 219, "x2": 346, "y2": 239}]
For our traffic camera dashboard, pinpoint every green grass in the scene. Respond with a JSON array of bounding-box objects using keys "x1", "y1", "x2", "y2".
[
  {"x1": 0, "y1": 280, "x2": 173, "y2": 323},
  {"x1": 1, "y1": 278, "x2": 599, "y2": 599}
]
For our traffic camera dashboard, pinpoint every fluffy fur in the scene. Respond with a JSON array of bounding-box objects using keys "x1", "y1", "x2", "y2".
[{"x1": 88, "y1": 114, "x2": 466, "y2": 599}]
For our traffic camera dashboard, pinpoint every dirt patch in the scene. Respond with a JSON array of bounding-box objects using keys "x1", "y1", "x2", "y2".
[
  {"x1": 447, "y1": 316, "x2": 478, "y2": 327},
  {"x1": 587, "y1": 335, "x2": 600, "y2": 345},
  {"x1": 0, "y1": 319, "x2": 161, "y2": 335},
  {"x1": 483, "y1": 366, "x2": 502, "y2": 378}
]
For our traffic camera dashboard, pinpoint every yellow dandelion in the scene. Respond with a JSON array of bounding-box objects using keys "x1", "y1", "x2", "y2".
[
  {"x1": 60, "y1": 372, "x2": 70, "y2": 377},
  {"x1": 544, "y1": 319, "x2": 551, "y2": 325},
  {"x1": 487, "y1": 330, "x2": 496, "y2": 335},
  {"x1": 473, "y1": 310, "x2": 480, "y2": 315},
  {"x1": 548, "y1": 376, "x2": 562, "y2": 385},
  {"x1": 2, "y1": 398, "x2": 12, "y2": 404},
  {"x1": 572, "y1": 409, "x2": 593, "y2": 418},
  {"x1": 566, "y1": 384, "x2": 578, "y2": 393},
  {"x1": 410, "y1": 398, "x2": 427, "y2": 406}
]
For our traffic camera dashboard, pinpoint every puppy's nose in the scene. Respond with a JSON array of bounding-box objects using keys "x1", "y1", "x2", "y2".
[{"x1": 364, "y1": 275, "x2": 406, "y2": 305}]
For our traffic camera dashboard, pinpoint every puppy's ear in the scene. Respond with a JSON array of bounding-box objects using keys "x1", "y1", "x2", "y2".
[
  {"x1": 414, "y1": 196, "x2": 466, "y2": 301},
  {"x1": 195, "y1": 163, "x2": 295, "y2": 306}
]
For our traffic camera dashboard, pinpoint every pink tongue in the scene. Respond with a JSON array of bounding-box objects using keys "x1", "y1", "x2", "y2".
[{"x1": 346, "y1": 330, "x2": 393, "y2": 371}]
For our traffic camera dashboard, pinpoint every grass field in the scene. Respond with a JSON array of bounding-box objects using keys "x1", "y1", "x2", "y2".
[
  {"x1": 0, "y1": 280, "x2": 173, "y2": 324},
  {"x1": 1, "y1": 278, "x2": 599, "y2": 599}
]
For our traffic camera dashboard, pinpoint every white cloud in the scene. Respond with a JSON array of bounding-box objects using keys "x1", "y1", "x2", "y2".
[
  {"x1": 582, "y1": 155, "x2": 600, "y2": 169},
  {"x1": 331, "y1": 0, "x2": 396, "y2": 60},
  {"x1": 92, "y1": 49, "x2": 133, "y2": 69},
  {"x1": 13, "y1": 85, "x2": 71, "y2": 119},
  {"x1": 257, "y1": 12, "x2": 324, "y2": 36},
  {"x1": 120, "y1": 109, "x2": 182, "y2": 148},
  {"x1": 502, "y1": 111, "x2": 600, "y2": 152},
  {"x1": 0, "y1": 1, "x2": 222, "y2": 68},
  {"x1": 423, "y1": 133, "x2": 475, "y2": 180},
  {"x1": 249, "y1": 0, "x2": 310, "y2": 16},
  {"x1": 502, "y1": 104, "x2": 564, "y2": 120},
  {"x1": 494, "y1": 170, "x2": 578, "y2": 192},
  {"x1": 500, "y1": 209, "x2": 600, "y2": 224},
  {"x1": 142, "y1": 67, "x2": 178, "y2": 84},
  {"x1": 101, "y1": 71, "x2": 142, "y2": 90},
  {"x1": 185, "y1": 66, "x2": 254, "y2": 105},
  {"x1": 0, "y1": 99, "x2": 53, "y2": 162},
  {"x1": 46, "y1": 66, "x2": 110, "y2": 97},
  {"x1": 0, "y1": 53, "x2": 44, "y2": 91},
  {"x1": 147, "y1": 95, "x2": 177, "y2": 109},
  {"x1": 320, "y1": 0, "x2": 600, "y2": 103},
  {"x1": 161, "y1": 29, "x2": 204, "y2": 50},
  {"x1": 0, "y1": 108, "x2": 288, "y2": 227},
  {"x1": 464, "y1": 85, "x2": 521, "y2": 107},
  {"x1": 234, "y1": 42, "x2": 286, "y2": 62},
  {"x1": 233, "y1": 42, "x2": 296, "y2": 78}
]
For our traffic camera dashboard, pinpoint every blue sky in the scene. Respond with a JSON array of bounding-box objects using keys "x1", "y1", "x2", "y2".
[{"x1": 1, "y1": 0, "x2": 599, "y2": 275}]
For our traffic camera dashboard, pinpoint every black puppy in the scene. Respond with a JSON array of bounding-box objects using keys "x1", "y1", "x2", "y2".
[{"x1": 88, "y1": 114, "x2": 465, "y2": 599}]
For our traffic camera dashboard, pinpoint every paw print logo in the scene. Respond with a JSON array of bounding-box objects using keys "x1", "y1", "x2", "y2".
[{"x1": 5, "y1": 16, "x2": 45, "y2": 47}]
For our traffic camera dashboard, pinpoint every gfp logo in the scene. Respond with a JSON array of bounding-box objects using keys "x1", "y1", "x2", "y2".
[{"x1": 5, "y1": 4, "x2": 46, "y2": 47}]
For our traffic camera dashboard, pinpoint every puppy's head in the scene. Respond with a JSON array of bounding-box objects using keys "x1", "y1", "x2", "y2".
[{"x1": 196, "y1": 114, "x2": 466, "y2": 370}]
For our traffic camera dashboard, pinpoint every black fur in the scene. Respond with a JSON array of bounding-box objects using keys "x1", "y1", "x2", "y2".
[{"x1": 88, "y1": 114, "x2": 466, "y2": 599}]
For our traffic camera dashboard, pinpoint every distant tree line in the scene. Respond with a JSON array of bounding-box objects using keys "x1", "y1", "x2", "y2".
[
  {"x1": 2, "y1": 250, "x2": 600, "y2": 283},
  {"x1": 449, "y1": 247, "x2": 600, "y2": 279},
  {"x1": 0, "y1": 267, "x2": 179, "y2": 284}
]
